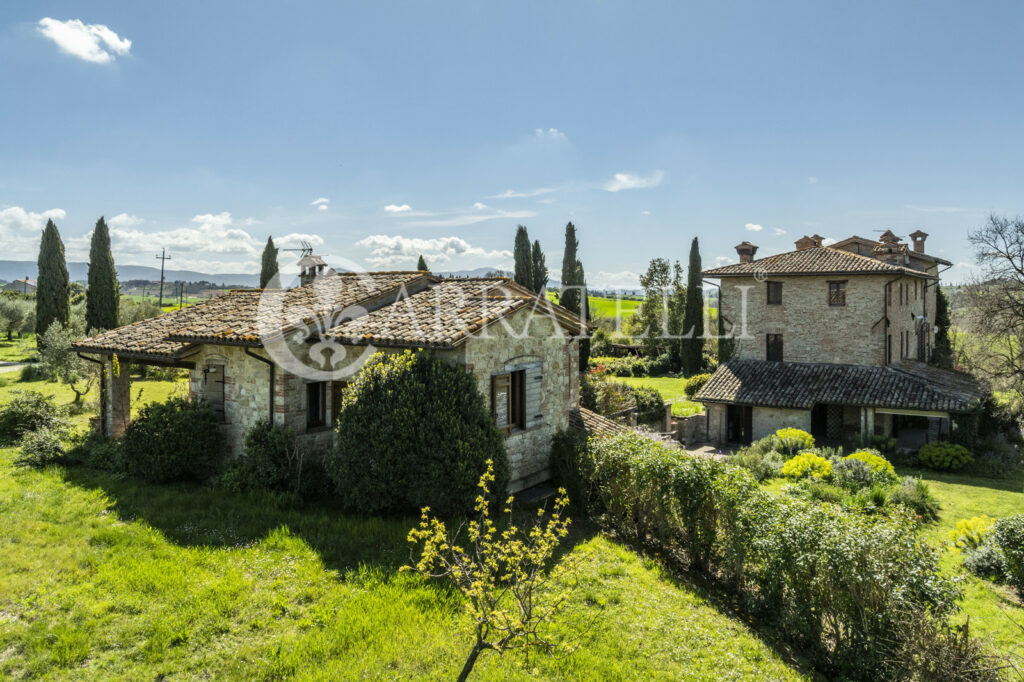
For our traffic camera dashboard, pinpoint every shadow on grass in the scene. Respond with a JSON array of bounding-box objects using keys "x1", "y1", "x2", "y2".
[{"x1": 896, "y1": 465, "x2": 1024, "y2": 493}]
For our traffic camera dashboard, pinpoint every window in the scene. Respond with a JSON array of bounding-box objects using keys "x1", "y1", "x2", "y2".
[
  {"x1": 766, "y1": 333, "x2": 784, "y2": 362},
  {"x1": 306, "y1": 381, "x2": 327, "y2": 429},
  {"x1": 492, "y1": 370, "x2": 526, "y2": 433},
  {"x1": 899, "y1": 282, "x2": 904, "y2": 305},
  {"x1": 766, "y1": 281, "x2": 783, "y2": 305},
  {"x1": 331, "y1": 381, "x2": 348, "y2": 423},
  {"x1": 828, "y1": 281, "x2": 847, "y2": 307},
  {"x1": 887, "y1": 334, "x2": 892, "y2": 364},
  {"x1": 203, "y1": 364, "x2": 226, "y2": 423}
]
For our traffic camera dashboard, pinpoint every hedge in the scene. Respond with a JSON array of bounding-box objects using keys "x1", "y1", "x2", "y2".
[{"x1": 555, "y1": 431, "x2": 975, "y2": 678}]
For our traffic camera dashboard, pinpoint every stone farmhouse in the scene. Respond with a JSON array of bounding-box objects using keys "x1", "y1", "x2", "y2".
[
  {"x1": 73, "y1": 264, "x2": 585, "y2": 492},
  {"x1": 696, "y1": 230, "x2": 985, "y2": 449},
  {"x1": 1, "y1": 277, "x2": 37, "y2": 294}
]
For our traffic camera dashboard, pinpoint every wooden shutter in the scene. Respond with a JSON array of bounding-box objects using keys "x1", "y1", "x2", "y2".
[
  {"x1": 524, "y1": 362, "x2": 543, "y2": 428},
  {"x1": 492, "y1": 374, "x2": 511, "y2": 432}
]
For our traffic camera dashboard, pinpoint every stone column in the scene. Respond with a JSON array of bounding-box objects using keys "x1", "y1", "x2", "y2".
[{"x1": 105, "y1": 359, "x2": 132, "y2": 438}]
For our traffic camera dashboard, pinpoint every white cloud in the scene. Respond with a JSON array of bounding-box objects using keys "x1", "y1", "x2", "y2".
[
  {"x1": 37, "y1": 18, "x2": 131, "y2": 64},
  {"x1": 472, "y1": 202, "x2": 488, "y2": 210},
  {"x1": 0, "y1": 206, "x2": 66, "y2": 258},
  {"x1": 384, "y1": 204, "x2": 412, "y2": 213},
  {"x1": 715, "y1": 255, "x2": 735, "y2": 265},
  {"x1": 603, "y1": 170, "x2": 665, "y2": 192},
  {"x1": 534, "y1": 128, "x2": 565, "y2": 139},
  {"x1": 745, "y1": 223, "x2": 764, "y2": 232},
  {"x1": 904, "y1": 204, "x2": 968, "y2": 214},
  {"x1": 773, "y1": 228, "x2": 787, "y2": 236},
  {"x1": 821, "y1": 237, "x2": 837, "y2": 246},
  {"x1": 405, "y1": 209, "x2": 535, "y2": 228},
  {"x1": 591, "y1": 270, "x2": 641, "y2": 290},
  {"x1": 808, "y1": 176, "x2": 818, "y2": 185},
  {"x1": 311, "y1": 197, "x2": 330, "y2": 212},
  {"x1": 356, "y1": 234, "x2": 512, "y2": 268},
  {"x1": 640, "y1": 210, "x2": 651, "y2": 215},
  {"x1": 108, "y1": 213, "x2": 143, "y2": 228},
  {"x1": 488, "y1": 187, "x2": 556, "y2": 199}
]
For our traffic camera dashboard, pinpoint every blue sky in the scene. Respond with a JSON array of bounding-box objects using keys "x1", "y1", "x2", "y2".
[{"x1": 2, "y1": 1, "x2": 1023, "y2": 287}]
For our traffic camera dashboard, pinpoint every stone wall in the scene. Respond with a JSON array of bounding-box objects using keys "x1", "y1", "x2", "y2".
[
  {"x1": 706, "y1": 403, "x2": 727, "y2": 445},
  {"x1": 719, "y1": 273, "x2": 935, "y2": 367},
  {"x1": 752, "y1": 406, "x2": 811, "y2": 440}
]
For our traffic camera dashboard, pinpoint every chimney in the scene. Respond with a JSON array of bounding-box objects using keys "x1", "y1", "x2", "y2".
[
  {"x1": 909, "y1": 230, "x2": 928, "y2": 254},
  {"x1": 735, "y1": 241, "x2": 758, "y2": 264},
  {"x1": 297, "y1": 254, "x2": 328, "y2": 286},
  {"x1": 794, "y1": 235, "x2": 817, "y2": 250}
]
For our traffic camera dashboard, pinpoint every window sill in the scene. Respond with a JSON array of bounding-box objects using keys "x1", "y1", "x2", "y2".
[{"x1": 504, "y1": 423, "x2": 544, "y2": 438}]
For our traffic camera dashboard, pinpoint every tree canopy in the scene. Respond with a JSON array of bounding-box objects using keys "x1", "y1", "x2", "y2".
[
  {"x1": 559, "y1": 222, "x2": 581, "y2": 314},
  {"x1": 681, "y1": 237, "x2": 705, "y2": 375},
  {"x1": 417, "y1": 254, "x2": 428, "y2": 271},
  {"x1": 86, "y1": 217, "x2": 119, "y2": 333},
  {"x1": 36, "y1": 219, "x2": 70, "y2": 341},
  {"x1": 259, "y1": 237, "x2": 279, "y2": 288},
  {"x1": 531, "y1": 239, "x2": 547, "y2": 294},
  {"x1": 513, "y1": 225, "x2": 533, "y2": 290}
]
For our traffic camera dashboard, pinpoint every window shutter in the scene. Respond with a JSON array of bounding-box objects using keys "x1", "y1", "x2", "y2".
[
  {"x1": 492, "y1": 374, "x2": 511, "y2": 431},
  {"x1": 524, "y1": 362, "x2": 543, "y2": 428}
]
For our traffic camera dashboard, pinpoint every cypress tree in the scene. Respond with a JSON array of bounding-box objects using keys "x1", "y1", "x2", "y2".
[
  {"x1": 86, "y1": 217, "x2": 119, "y2": 333},
  {"x1": 717, "y1": 304, "x2": 735, "y2": 364},
  {"x1": 531, "y1": 240, "x2": 547, "y2": 294},
  {"x1": 513, "y1": 225, "x2": 533, "y2": 290},
  {"x1": 680, "y1": 237, "x2": 705, "y2": 376},
  {"x1": 259, "y1": 237, "x2": 279, "y2": 288},
  {"x1": 933, "y1": 287, "x2": 954, "y2": 369},
  {"x1": 417, "y1": 254, "x2": 429, "y2": 271},
  {"x1": 36, "y1": 218, "x2": 70, "y2": 341},
  {"x1": 576, "y1": 260, "x2": 590, "y2": 370},
  {"x1": 559, "y1": 222, "x2": 580, "y2": 314}
]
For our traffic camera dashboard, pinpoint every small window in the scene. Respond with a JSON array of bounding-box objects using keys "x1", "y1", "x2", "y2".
[
  {"x1": 331, "y1": 381, "x2": 348, "y2": 423},
  {"x1": 766, "y1": 281, "x2": 783, "y2": 305},
  {"x1": 306, "y1": 381, "x2": 327, "y2": 429},
  {"x1": 492, "y1": 370, "x2": 526, "y2": 433},
  {"x1": 887, "y1": 334, "x2": 892, "y2": 364},
  {"x1": 828, "y1": 281, "x2": 847, "y2": 307},
  {"x1": 766, "y1": 333, "x2": 784, "y2": 362}
]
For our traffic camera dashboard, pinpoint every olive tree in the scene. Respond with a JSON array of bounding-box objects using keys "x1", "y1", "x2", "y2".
[{"x1": 39, "y1": 321, "x2": 93, "y2": 403}]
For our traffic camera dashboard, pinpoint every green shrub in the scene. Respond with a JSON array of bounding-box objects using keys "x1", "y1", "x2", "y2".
[
  {"x1": 122, "y1": 396, "x2": 225, "y2": 483},
  {"x1": 772, "y1": 427, "x2": 814, "y2": 455},
  {"x1": 683, "y1": 373, "x2": 712, "y2": 399},
  {"x1": 557, "y1": 432, "x2": 964, "y2": 677},
  {"x1": 992, "y1": 514, "x2": 1024, "y2": 597},
  {"x1": 326, "y1": 350, "x2": 508, "y2": 517},
  {"x1": 18, "y1": 363, "x2": 51, "y2": 382},
  {"x1": 803, "y1": 480, "x2": 845, "y2": 504},
  {"x1": 850, "y1": 483, "x2": 891, "y2": 513},
  {"x1": 730, "y1": 448, "x2": 785, "y2": 482},
  {"x1": 840, "y1": 450, "x2": 899, "y2": 487},
  {"x1": 632, "y1": 386, "x2": 666, "y2": 425},
  {"x1": 831, "y1": 457, "x2": 875, "y2": 491},
  {"x1": 0, "y1": 390, "x2": 68, "y2": 445},
  {"x1": 964, "y1": 542, "x2": 1007, "y2": 582},
  {"x1": 917, "y1": 442, "x2": 973, "y2": 471},
  {"x1": 14, "y1": 425, "x2": 71, "y2": 468},
  {"x1": 947, "y1": 516, "x2": 994, "y2": 553},
  {"x1": 220, "y1": 420, "x2": 328, "y2": 502},
  {"x1": 871, "y1": 434, "x2": 897, "y2": 454},
  {"x1": 781, "y1": 452, "x2": 832, "y2": 480},
  {"x1": 888, "y1": 477, "x2": 940, "y2": 523},
  {"x1": 66, "y1": 432, "x2": 125, "y2": 472}
]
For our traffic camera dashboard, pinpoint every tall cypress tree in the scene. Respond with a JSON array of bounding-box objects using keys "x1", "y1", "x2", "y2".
[
  {"x1": 680, "y1": 237, "x2": 705, "y2": 376},
  {"x1": 259, "y1": 237, "x2": 279, "y2": 288},
  {"x1": 559, "y1": 222, "x2": 580, "y2": 314},
  {"x1": 531, "y1": 240, "x2": 547, "y2": 294},
  {"x1": 932, "y1": 287, "x2": 954, "y2": 369},
  {"x1": 717, "y1": 303, "x2": 735, "y2": 364},
  {"x1": 513, "y1": 225, "x2": 533, "y2": 290},
  {"x1": 36, "y1": 219, "x2": 70, "y2": 342},
  {"x1": 576, "y1": 260, "x2": 591, "y2": 370},
  {"x1": 417, "y1": 254, "x2": 429, "y2": 271},
  {"x1": 86, "y1": 217, "x2": 119, "y2": 333}
]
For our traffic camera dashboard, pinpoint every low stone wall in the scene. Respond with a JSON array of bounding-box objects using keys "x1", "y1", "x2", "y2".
[{"x1": 752, "y1": 406, "x2": 811, "y2": 440}]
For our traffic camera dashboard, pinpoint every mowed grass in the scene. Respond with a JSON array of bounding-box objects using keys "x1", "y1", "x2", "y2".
[
  {"x1": 0, "y1": 448, "x2": 806, "y2": 680},
  {"x1": 616, "y1": 375, "x2": 704, "y2": 417},
  {"x1": 0, "y1": 334, "x2": 38, "y2": 364},
  {"x1": 761, "y1": 465, "x2": 1024, "y2": 659}
]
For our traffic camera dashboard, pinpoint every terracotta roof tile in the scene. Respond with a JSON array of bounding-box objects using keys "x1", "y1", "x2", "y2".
[
  {"x1": 568, "y1": 407, "x2": 630, "y2": 437},
  {"x1": 702, "y1": 246, "x2": 930, "y2": 278},
  {"x1": 695, "y1": 358, "x2": 985, "y2": 413}
]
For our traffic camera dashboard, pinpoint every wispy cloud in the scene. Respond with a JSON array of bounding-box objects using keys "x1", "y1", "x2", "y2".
[
  {"x1": 472, "y1": 202, "x2": 487, "y2": 210},
  {"x1": 406, "y1": 208, "x2": 535, "y2": 228},
  {"x1": 808, "y1": 176, "x2": 818, "y2": 185},
  {"x1": 311, "y1": 197, "x2": 330, "y2": 211},
  {"x1": 591, "y1": 270, "x2": 641, "y2": 289},
  {"x1": 745, "y1": 223, "x2": 763, "y2": 232},
  {"x1": 37, "y1": 18, "x2": 131, "y2": 64},
  {"x1": 384, "y1": 203, "x2": 412, "y2": 213},
  {"x1": 903, "y1": 204, "x2": 969, "y2": 214},
  {"x1": 603, "y1": 170, "x2": 665, "y2": 192},
  {"x1": 488, "y1": 187, "x2": 556, "y2": 199},
  {"x1": 356, "y1": 234, "x2": 511, "y2": 268},
  {"x1": 534, "y1": 127, "x2": 566, "y2": 139},
  {"x1": 640, "y1": 210, "x2": 651, "y2": 215},
  {"x1": 715, "y1": 255, "x2": 736, "y2": 265},
  {"x1": 773, "y1": 227, "x2": 787, "y2": 236}
]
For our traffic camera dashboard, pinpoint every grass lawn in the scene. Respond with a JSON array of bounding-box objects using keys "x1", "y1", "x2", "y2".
[
  {"x1": 761, "y1": 467, "x2": 1024, "y2": 659},
  {"x1": 0, "y1": 334, "x2": 38, "y2": 363},
  {"x1": 0, "y1": 447, "x2": 807, "y2": 679},
  {"x1": 616, "y1": 375, "x2": 704, "y2": 417}
]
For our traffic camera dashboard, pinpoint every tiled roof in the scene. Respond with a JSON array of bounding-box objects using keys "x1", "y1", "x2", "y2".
[
  {"x1": 568, "y1": 407, "x2": 630, "y2": 437},
  {"x1": 694, "y1": 358, "x2": 985, "y2": 413},
  {"x1": 702, "y1": 247, "x2": 930, "y2": 278},
  {"x1": 74, "y1": 273, "x2": 583, "y2": 358}
]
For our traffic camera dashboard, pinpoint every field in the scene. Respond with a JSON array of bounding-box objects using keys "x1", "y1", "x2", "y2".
[
  {"x1": 763, "y1": 465, "x2": 1024, "y2": 660},
  {"x1": 616, "y1": 375, "x2": 704, "y2": 417},
  {"x1": 0, "y1": 448, "x2": 807, "y2": 679},
  {"x1": 0, "y1": 334, "x2": 37, "y2": 364}
]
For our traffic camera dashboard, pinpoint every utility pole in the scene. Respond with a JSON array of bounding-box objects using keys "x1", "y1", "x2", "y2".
[{"x1": 156, "y1": 249, "x2": 171, "y2": 307}]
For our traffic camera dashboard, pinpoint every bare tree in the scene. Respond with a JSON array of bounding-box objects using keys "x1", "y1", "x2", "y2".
[{"x1": 964, "y1": 215, "x2": 1024, "y2": 409}]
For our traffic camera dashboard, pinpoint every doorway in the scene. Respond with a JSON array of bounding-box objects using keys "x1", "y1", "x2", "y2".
[{"x1": 727, "y1": 405, "x2": 752, "y2": 445}]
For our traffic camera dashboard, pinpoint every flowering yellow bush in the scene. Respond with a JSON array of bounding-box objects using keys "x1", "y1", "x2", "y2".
[
  {"x1": 781, "y1": 452, "x2": 832, "y2": 480},
  {"x1": 948, "y1": 516, "x2": 995, "y2": 553},
  {"x1": 846, "y1": 450, "x2": 897, "y2": 477},
  {"x1": 772, "y1": 427, "x2": 815, "y2": 455}
]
